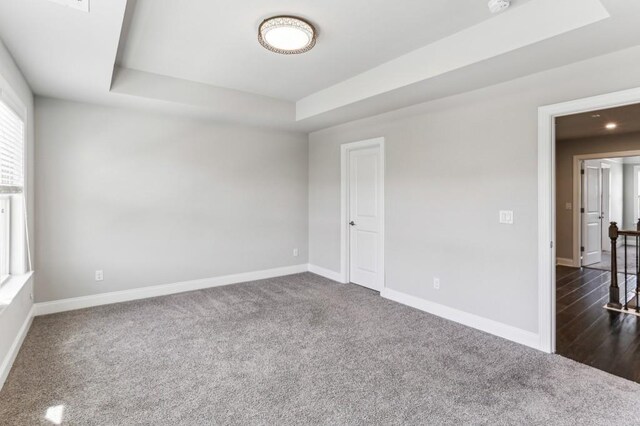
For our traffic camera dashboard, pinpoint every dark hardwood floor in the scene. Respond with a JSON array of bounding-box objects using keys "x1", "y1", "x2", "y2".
[{"x1": 556, "y1": 265, "x2": 640, "y2": 383}]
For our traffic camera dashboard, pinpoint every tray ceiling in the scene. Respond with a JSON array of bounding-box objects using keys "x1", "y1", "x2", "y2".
[{"x1": 1, "y1": 0, "x2": 639, "y2": 131}]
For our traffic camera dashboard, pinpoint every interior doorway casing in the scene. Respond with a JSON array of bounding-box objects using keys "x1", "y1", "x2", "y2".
[
  {"x1": 600, "y1": 163, "x2": 611, "y2": 253},
  {"x1": 538, "y1": 86, "x2": 640, "y2": 354},
  {"x1": 634, "y1": 165, "x2": 640, "y2": 224},
  {"x1": 340, "y1": 137, "x2": 385, "y2": 289}
]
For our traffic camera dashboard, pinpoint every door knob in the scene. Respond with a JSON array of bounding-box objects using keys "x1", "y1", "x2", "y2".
[{"x1": 349, "y1": 221, "x2": 356, "y2": 226}]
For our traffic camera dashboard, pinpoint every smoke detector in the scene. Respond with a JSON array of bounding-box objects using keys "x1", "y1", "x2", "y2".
[{"x1": 488, "y1": 0, "x2": 510, "y2": 14}]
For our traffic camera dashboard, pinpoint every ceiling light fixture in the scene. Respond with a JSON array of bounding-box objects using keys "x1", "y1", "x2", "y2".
[
  {"x1": 258, "y1": 16, "x2": 317, "y2": 55},
  {"x1": 606, "y1": 122, "x2": 618, "y2": 130}
]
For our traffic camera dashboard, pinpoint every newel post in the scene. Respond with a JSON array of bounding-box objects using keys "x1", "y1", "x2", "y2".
[{"x1": 607, "y1": 222, "x2": 622, "y2": 309}]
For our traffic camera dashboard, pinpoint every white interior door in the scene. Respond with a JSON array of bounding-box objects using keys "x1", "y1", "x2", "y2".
[
  {"x1": 582, "y1": 161, "x2": 602, "y2": 266},
  {"x1": 601, "y1": 166, "x2": 610, "y2": 251},
  {"x1": 348, "y1": 146, "x2": 382, "y2": 291}
]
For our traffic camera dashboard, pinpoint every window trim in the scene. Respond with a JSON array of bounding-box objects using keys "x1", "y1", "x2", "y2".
[
  {"x1": 0, "y1": 196, "x2": 10, "y2": 284},
  {"x1": 0, "y1": 82, "x2": 30, "y2": 287},
  {"x1": 0, "y1": 87, "x2": 27, "y2": 122}
]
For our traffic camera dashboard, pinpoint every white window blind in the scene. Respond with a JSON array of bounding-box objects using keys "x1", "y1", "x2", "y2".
[{"x1": 0, "y1": 100, "x2": 24, "y2": 194}]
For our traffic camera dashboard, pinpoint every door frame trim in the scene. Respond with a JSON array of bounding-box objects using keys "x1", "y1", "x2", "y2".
[
  {"x1": 600, "y1": 162, "x2": 611, "y2": 254},
  {"x1": 538, "y1": 86, "x2": 640, "y2": 354},
  {"x1": 634, "y1": 165, "x2": 640, "y2": 226},
  {"x1": 340, "y1": 137, "x2": 385, "y2": 289}
]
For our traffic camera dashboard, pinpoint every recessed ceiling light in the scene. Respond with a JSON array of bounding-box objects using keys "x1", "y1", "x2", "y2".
[
  {"x1": 258, "y1": 16, "x2": 317, "y2": 55},
  {"x1": 591, "y1": 114, "x2": 601, "y2": 118},
  {"x1": 605, "y1": 122, "x2": 618, "y2": 130}
]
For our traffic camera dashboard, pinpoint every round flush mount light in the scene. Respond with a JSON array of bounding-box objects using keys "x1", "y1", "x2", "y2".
[
  {"x1": 258, "y1": 16, "x2": 317, "y2": 55},
  {"x1": 606, "y1": 122, "x2": 618, "y2": 130}
]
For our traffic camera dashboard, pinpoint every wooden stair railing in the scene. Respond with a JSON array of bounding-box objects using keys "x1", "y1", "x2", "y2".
[{"x1": 607, "y1": 220, "x2": 640, "y2": 312}]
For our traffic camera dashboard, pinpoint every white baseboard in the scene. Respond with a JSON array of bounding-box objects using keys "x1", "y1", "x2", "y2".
[
  {"x1": 34, "y1": 264, "x2": 308, "y2": 316},
  {"x1": 556, "y1": 257, "x2": 575, "y2": 267},
  {"x1": 0, "y1": 305, "x2": 34, "y2": 391},
  {"x1": 4, "y1": 266, "x2": 543, "y2": 391},
  {"x1": 381, "y1": 288, "x2": 541, "y2": 351},
  {"x1": 307, "y1": 264, "x2": 345, "y2": 283}
]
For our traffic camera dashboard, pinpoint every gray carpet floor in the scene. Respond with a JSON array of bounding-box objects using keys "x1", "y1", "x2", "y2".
[{"x1": 1, "y1": 273, "x2": 639, "y2": 425}]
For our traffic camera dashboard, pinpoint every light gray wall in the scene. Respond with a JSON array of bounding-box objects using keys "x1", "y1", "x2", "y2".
[
  {"x1": 555, "y1": 132, "x2": 640, "y2": 259},
  {"x1": 0, "y1": 38, "x2": 34, "y2": 385},
  {"x1": 309, "y1": 46, "x2": 640, "y2": 334},
  {"x1": 35, "y1": 98, "x2": 308, "y2": 302}
]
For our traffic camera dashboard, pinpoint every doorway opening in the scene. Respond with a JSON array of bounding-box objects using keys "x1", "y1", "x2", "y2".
[
  {"x1": 552, "y1": 102, "x2": 640, "y2": 382},
  {"x1": 566, "y1": 153, "x2": 640, "y2": 273},
  {"x1": 340, "y1": 138, "x2": 385, "y2": 292}
]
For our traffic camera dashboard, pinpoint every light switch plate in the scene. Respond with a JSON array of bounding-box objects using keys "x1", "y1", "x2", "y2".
[
  {"x1": 566, "y1": 202, "x2": 572, "y2": 210},
  {"x1": 499, "y1": 210, "x2": 514, "y2": 225}
]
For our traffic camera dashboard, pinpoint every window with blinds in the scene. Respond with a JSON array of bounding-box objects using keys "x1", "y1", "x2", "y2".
[{"x1": 0, "y1": 99, "x2": 24, "y2": 194}]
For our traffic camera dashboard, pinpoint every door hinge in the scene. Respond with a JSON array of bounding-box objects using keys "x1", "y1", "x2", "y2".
[
  {"x1": 581, "y1": 246, "x2": 585, "y2": 253},
  {"x1": 581, "y1": 208, "x2": 585, "y2": 213},
  {"x1": 581, "y1": 169, "x2": 585, "y2": 175},
  {"x1": 550, "y1": 241, "x2": 554, "y2": 249}
]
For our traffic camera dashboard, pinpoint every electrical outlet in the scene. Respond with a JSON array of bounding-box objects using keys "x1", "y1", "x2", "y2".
[
  {"x1": 95, "y1": 270, "x2": 104, "y2": 281},
  {"x1": 565, "y1": 202, "x2": 572, "y2": 210},
  {"x1": 293, "y1": 248, "x2": 299, "y2": 257},
  {"x1": 433, "y1": 278, "x2": 440, "y2": 290}
]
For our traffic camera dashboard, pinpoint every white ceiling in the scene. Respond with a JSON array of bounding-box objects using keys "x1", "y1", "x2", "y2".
[
  {"x1": 1, "y1": 0, "x2": 640, "y2": 132},
  {"x1": 0, "y1": 0, "x2": 126, "y2": 100},
  {"x1": 119, "y1": 0, "x2": 525, "y2": 101}
]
